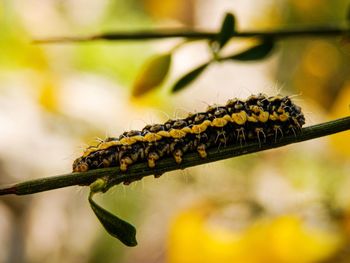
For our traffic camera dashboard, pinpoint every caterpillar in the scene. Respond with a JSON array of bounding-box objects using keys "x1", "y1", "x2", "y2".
[{"x1": 73, "y1": 94, "x2": 305, "y2": 174}]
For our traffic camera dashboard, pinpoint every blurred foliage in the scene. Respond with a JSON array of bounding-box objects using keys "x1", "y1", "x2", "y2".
[
  {"x1": 171, "y1": 62, "x2": 209, "y2": 93},
  {"x1": 216, "y1": 13, "x2": 236, "y2": 50},
  {"x1": 171, "y1": 38, "x2": 275, "y2": 93},
  {"x1": 132, "y1": 53, "x2": 171, "y2": 97},
  {"x1": 223, "y1": 38, "x2": 275, "y2": 61},
  {"x1": 136, "y1": 12, "x2": 278, "y2": 94}
]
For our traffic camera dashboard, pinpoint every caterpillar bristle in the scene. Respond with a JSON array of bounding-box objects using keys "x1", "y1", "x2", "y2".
[{"x1": 72, "y1": 94, "x2": 305, "y2": 174}]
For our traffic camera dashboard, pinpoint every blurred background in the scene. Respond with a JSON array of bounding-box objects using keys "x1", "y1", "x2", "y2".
[{"x1": 0, "y1": 0, "x2": 350, "y2": 262}]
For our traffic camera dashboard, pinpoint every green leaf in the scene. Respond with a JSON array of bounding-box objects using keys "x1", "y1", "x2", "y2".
[
  {"x1": 171, "y1": 62, "x2": 210, "y2": 93},
  {"x1": 89, "y1": 195, "x2": 137, "y2": 247},
  {"x1": 225, "y1": 38, "x2": 275, "y2": 61},
  {"x1": 218, "y1": 13, "x2": 236, "y2": 50},
  {"x1": 347, "y1": 4, "x2": 350, "y2": 24},
  {"x1": 132, "y1": 53, "x2": 172, "y2": 97}
]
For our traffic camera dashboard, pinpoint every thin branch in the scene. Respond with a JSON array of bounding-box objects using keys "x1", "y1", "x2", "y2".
[
  {"x1": 33, "y1": 27, "x2": 350, "y2": 43},
  {"x1": 0, "y1": 116, "x2": 349, "y2": 196}
]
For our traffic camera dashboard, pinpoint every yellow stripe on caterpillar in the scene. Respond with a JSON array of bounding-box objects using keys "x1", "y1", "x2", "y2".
[
  {"x1": 191, "y1": 120, "x2": 211, "y2": 134},
  {"x1": 144, "y1": 133, "x2": 162, "y2": 142},
  {"x1": 211, "y1": 117, "x2": 228, "y2": 127},
  {"x1": 181, "y1": 126, "x2": 192, "y2": 133},
  {"x1": 258, "y1": 111, "x2": 269, "y2": 122},
  {"x1": 157, "y1": 130, "x2": 171, "y2": 137},
  {"x1": 169, "y1": 129, "x2": 187, "y2": 139},
  {"x1": 247, "y1": 114, "x2": 259, "y2": 123},
  {"x1": 232, "y1": 111, "x2": 247, "y2": 125},
  {"x1": 279, "y1": 112, "x2": 290, "y2": 122}
]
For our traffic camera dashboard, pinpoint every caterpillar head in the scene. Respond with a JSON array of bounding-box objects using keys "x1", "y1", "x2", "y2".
[{"x1": 72, "y1": 157, "x2": 89, "y2": 172}]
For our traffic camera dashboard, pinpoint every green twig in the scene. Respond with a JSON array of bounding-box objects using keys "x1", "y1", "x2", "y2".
[
  {"x1": 33, "y1": 27, "x2": 350, "y2": 43},
  {"x1": 0, "y1": 116, "x2": 349, "y2": 196}
]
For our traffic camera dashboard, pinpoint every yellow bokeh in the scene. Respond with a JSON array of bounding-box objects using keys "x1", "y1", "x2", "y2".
[
  {"x1": 38, "y1": 79, "x2": 59, "y2": 113},
  {"x1": 143, "y1": 0, "x2": 194, "y2": 25},
  {"x1": 167, "y1": 203, "x2": 343, "y2": 263},
  {"x1": 303, "y1": 41, "x2": 339, "y2": 79},
  {"x1": 291, "y1": 0, "x2": 327, "y2": 14},
  {"x1": 330, "y1": 82, "x2": 350, "y2": 157}
]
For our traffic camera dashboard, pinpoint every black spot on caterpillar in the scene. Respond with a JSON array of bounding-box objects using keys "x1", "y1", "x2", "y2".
[{"x1": 73, "y1": 94, "x2": 305, "y2": 174}]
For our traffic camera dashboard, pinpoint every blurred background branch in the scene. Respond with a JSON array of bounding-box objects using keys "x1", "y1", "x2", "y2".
[
  {"x1": 34, "y1": 27, "x2": 350, "y2": 43},
  {"x1": 33, "y1": 13, "x2": 350, "y2": 95}
]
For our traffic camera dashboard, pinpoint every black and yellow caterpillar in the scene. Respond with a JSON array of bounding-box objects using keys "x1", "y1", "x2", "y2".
[{"x1": 73, "y1": 94, "x2": 305, "y2": 173}]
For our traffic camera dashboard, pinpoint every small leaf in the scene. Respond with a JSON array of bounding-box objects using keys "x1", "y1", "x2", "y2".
[
  {"x1": 218, "y1": 13, "x2": 236, "y2": 50},
  {"x1": 132, "y1": 53, "x2": 172, "y2": 97},
  {"x1": 225, "y1": 38, "x2": 275, "y2": 61},
  {"x1": 89, "y1": 195, "x2": 137, "y2": 247},
  {"x1": 171, "y1": 62, "x2": 210, "y2": 93},
  {"x1": 347, "y1": 4, "x2": 350, "y2": 24}
]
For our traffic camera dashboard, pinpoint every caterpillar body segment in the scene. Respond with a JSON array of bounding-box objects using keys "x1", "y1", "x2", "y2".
[{"x1": 73, "y1": 94, "x2": 305, "y2": 173}]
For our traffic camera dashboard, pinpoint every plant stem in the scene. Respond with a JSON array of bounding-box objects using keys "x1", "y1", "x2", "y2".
[
  {"x1": 0, "y1": 116, "x2": 349, "y2": 196},
  {"x1": 33, "y1": 27, "x2": 350, "y2": 43}
]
